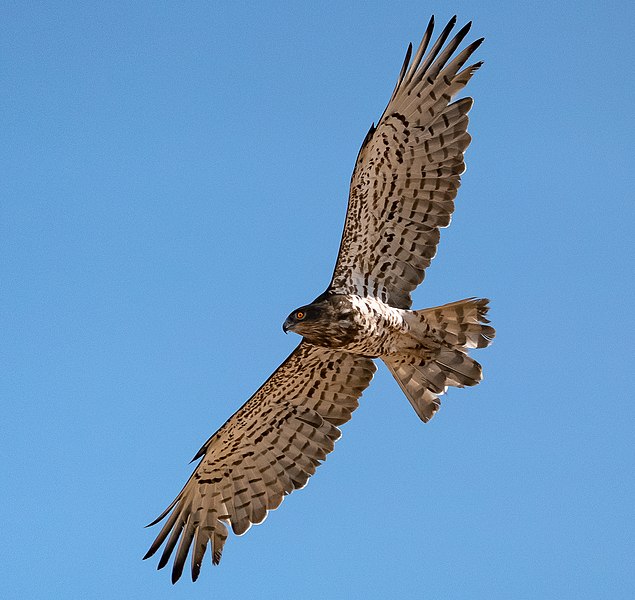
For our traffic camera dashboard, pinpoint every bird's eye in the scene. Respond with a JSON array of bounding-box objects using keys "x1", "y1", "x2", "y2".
[{"x1": 296, "y1": 311, "x2": 305, "y2": 320}]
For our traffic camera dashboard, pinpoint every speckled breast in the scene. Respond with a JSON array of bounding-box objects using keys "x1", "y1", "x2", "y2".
[{"x1": 341, "y1": 295, "x2": 409, "y2": 357}]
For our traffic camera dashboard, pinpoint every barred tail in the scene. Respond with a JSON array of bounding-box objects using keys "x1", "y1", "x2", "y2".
[
  {"x1": 384, "y1": 298, "x2": 495, "y2": 422},
  {"x1": 417, "y1": 297, "x2": 495, "y2": 349}
]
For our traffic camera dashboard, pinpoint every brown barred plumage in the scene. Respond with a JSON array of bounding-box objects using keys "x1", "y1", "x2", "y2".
[
  {"x1": 330, "y1": 17, "x2": 483, "y2": 308},
  {"x1": 145, "y1": 344, "x2": 375, "y2": 582},
  {"x1": 145, "y1": 16, "x2": 494, "y2": 583}
]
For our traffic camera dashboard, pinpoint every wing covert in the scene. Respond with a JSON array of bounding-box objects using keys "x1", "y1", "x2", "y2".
[
  {"x1": 144, "y1": 342, "x2": 375, "y2": 582},
  {"x1": 328, "y1": 16, "x2": 483, "y2": 308}
]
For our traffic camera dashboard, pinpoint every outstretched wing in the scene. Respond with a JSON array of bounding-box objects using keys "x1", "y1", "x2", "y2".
[
  {"x1": 144, "y1": 342, "x2": 375, "y2": 583},
  {"x1": 328, "y1": 16, "x2": 483, "y2": 308}
]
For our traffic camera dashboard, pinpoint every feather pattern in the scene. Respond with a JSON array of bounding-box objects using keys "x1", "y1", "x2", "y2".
[
  {"x1": 328, "y1": 16, "x2": 484, "y2": 308},
  {"x1": 144, "y1": 343, "x2": 375, "y2": 581},
  {"x1": 145, "y1": 16, "x2": 492, "y2": 583},
  {"x1": 384, "y1": 298, "x2": 495, "y2": 422}
]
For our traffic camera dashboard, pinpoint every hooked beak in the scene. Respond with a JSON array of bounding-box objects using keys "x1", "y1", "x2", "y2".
[{"x1": 282, "y1": 318, "x2": 293, "y2": 334}]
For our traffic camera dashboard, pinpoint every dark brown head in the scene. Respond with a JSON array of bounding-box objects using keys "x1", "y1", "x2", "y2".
[{"x1": 282, "y1": 294, "x2": 358, "y2": 348}]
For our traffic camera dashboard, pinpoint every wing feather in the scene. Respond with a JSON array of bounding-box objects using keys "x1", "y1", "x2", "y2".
[
  {"x1": 328, "y1": 17, "x2": 483, "y2": 308},
  {"x1": 144, "y1": 342, "x2": 375, "y2": 582}
]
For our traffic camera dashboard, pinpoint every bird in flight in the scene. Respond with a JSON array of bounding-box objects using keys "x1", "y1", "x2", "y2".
[{"x1": 144, "y1": 15, "x2": 494, "y2": 583}]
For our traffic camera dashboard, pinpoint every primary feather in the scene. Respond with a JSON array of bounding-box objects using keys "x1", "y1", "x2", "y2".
[
  {"x1": 145, "y1": 16, "x2": 493, "y2": 582},
  {"x1": 329, "y1": 16, "x2": 483, "y2": 308}
]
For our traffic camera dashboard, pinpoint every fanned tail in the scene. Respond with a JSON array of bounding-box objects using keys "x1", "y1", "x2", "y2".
[
  {"x1": 384, "y1": 298, "x2": 494, "y2": 422},
  {"x1": 417, "y1": 297, "x2": 494, "y2": 349}
]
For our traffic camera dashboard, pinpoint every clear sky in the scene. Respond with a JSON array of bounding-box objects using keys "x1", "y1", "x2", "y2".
[{"x1": 2, "y1": 1, "x2": 633, "y2": 598}]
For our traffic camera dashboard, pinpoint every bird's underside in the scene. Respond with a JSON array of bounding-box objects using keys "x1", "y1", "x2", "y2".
[{"x1": 145, "y1": 15, "x2": 495, "y2": 583}]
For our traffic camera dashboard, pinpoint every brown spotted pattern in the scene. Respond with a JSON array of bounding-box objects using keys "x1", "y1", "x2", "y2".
[
  {"x1": 146, "y1": 16, "x2": 489, "y2": 583},
  {"x1": 385, "y1": 298, "x2": 495, "y2": 421},
  {"x1": 144, "y1": 343, "x2": 375, "y2": 582},
  {"x1": 329, "y1": 16, "x2": 483, "y2": 308}
]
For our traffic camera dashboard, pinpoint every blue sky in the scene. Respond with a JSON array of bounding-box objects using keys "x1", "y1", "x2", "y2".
[{"x1": 2, "y1": 1, "x2": 633, "y2": 598}]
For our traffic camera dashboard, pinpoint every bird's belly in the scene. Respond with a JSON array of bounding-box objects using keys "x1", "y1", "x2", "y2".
[{"x1": 338, "y1": 296, "x2": 409, "y2": 357}]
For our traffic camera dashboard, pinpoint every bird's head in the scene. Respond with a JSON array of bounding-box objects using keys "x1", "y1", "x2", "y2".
[
  {"x1": 282, "y1": 294, "x2": 358, "y2": 347},
  {"x1": 282, "y1": 304, "x2": 322, "y2": 335}
]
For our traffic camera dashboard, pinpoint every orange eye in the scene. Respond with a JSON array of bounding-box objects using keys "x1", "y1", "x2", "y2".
[{"x1": 296, "y1": 311, "x2": 305, "y2": 320}]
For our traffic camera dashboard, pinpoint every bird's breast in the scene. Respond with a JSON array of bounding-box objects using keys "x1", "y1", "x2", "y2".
[{"x1": 309, "y1": 295, "x2": 408, "y2": 356}]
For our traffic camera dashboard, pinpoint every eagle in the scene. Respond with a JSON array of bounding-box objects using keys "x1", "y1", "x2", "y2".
[{"x1": 144, "y1": 15, "x2": 495, "y2": 583}]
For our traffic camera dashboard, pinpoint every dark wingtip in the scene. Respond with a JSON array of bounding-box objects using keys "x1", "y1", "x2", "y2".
[
  {"x1": 171, "y1": 562, "x2": 186, "y2": 585},
  {"x1": 145, "y1": 513, "x2": 165, "y2": 528},
  {"x1": 417, "y1": 14, "x2": 434, "y2": 35},
  {"x1": 456, "y1": 20, "x2": 473, "y2": 38},
  {"x1": 157, "y1": 553, "x2": 170, "y2": 571},
  {"x1": 356, "y1": 122, "x2": 376, "y2": 160},
  {"x1": 404, "y1": 41, "x2": 413, "y2": 66},
  {"x1": 190, "y1": 446, "x2": 206, "y2": 463}
]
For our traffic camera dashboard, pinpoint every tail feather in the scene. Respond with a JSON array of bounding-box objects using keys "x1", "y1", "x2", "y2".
[
  {"x1": 384, "y1": 297, "x2": 494, "y2": 423},
  {"x1": 435, "y1": 348, "x2": 482, "y2": 387},
  {"x1": 385, "y1": 361, "x2": 445, "y2": 422},
  {"x1": 415, "y1": 297, "x2": 495, "y2": 349}
]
